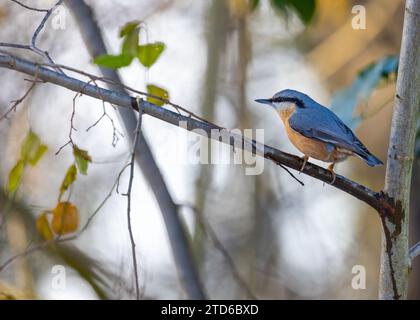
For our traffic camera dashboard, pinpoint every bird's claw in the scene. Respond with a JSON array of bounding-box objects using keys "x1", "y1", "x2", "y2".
[
  {"x1": 329, "y1": 171, "x2": 336, "y2": 184},
  {"x1": 299, "y1": 155, "x2": 309, "y2": 173},
  {"x1": 327, "y1": 163, "x2": 336, "y2": 184}
]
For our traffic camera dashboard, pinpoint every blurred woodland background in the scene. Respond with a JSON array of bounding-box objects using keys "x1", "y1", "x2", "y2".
[{"x1": 0, "y1": 0, "x2": 419, "y2": 299}]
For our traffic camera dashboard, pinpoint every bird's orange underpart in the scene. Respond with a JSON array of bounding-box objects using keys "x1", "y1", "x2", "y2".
[{"x1": 277, "y1": 104, "x2": 349, "y2": 164}]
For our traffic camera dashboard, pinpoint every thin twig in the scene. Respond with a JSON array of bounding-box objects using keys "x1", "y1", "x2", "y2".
[
  {"x1": 0, "y1": 71, "x2": 41, "y2": 120},
  {"x1": 11, "y1": 0, "x2": 49, "y2": 12},
  {"x1": 276, "y1": 163, "x2": 304, "y2": 186},
  {"x1": 0, "y1": 239, "x2": 55, "y2": 273},
  {"x1": 122, "y1": 98, "x2": 143, "y2": 300},
  {"x1": 55, "y1": 79, "x2": 98, "y2": 154},
  {"x1": 86, "y1": 98, "x2": 123, "y2": 147},
  {"x1": 26, "y1": 61, "x2": 218, "y2": 126},
  {"x1": 31, "y1": 0, "x2": 64, "y2": 47},
  {"x1": 0, "y1": 43, "x2": 30, "y2": 49},
  {"x1": 1, "y1": 0, "x2": 64, "y2": 73}
]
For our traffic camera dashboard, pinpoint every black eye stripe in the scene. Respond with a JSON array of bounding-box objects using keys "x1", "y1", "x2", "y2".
[{"x1": 272, "y1": 97, "x2": 305, "y2": 107}]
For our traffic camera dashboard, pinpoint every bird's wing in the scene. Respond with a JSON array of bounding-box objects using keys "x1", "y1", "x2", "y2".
[{"x1": 288, "y1": 106, "x2": 370, "y2": 156}]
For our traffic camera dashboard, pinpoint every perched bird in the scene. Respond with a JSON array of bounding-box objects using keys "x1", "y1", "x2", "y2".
[{"x1": 255, "y1": 89, "x2": 383, "y2": 182}]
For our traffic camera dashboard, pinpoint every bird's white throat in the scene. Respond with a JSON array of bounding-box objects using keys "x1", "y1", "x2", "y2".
[{"x1": 272, "y1": 101, "x2": 297, "y2": 112}]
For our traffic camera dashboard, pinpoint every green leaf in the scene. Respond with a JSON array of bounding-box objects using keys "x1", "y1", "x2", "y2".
[
  {"x1": 119, "y1": 21, "x2": 141, "y2": 38},
  {"x1": 121, "y1": 27, "x2": 139, "y2": 57},
  {"x1": 21, "y1": 131, "x2": 40, "y2": 162},
  {"x1": 93, "y1": 54, "x2": 133, "y2": 69},
  {"x1": 73, "y1": 146, "x2": 92, "y2": 175},
  {"x1": 60, "y1": 164, "x2": 77, "y2": 197},
  {"x1": 8, "y1": 160, "x2": 25, "y2": 193},
  {"x1": 331, "y1": 55, "x2": 398, "y2": 129},
  {"x1": 271, "y1": 0, "x2": 316, "y2": 25},
  {"x1": 137, "y1": 42, "x2": 165, "y2": 68},
  {"x1": 147, "y1": 84, "x2": 169, "y2": 107},
  {"x1": 28, "y1": 144, "x2": 48, "y2": 166}
]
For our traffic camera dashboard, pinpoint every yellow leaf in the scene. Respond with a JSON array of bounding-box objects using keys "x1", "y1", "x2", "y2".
[
  {"x1": 28, "y1": 144, "x2": 48, "y2": 166},
  {"x1": 20, "y1": 131, "x2": 40, "y2": 161},
  {"x1": 20, "y1": 131, "x2": 48, "y2": 166},
  {"x1": 51, "y1": 202, "x2": 79, "y2": 235},
  {"x1": 146, "y1": 84, "x2": 169, "y2": 107},
  {"x1": 8, "y1": 160, "x2": 24, "y2": 193},
  {"x1": 59, "y1": 164, "x2": 77, "y2": 198},
  {"x1": 36, "y1": 212, "x2": 53, "y2": 240}
]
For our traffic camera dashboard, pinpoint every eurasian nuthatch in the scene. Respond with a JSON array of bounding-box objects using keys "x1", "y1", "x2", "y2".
[{"x1": 255, "y1": 89, "x2": 383, "y2": 182}]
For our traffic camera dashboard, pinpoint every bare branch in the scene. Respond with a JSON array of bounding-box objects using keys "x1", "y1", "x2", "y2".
[
  {"x1": 0, "y1": 43, "x2": 30, "y2": 50},
  {"x1": 1, "y1": 0, "x2": 64, "y2": 72},
  {"x1": 0, "y1": 53, "x2": 388, "y2": 213},
  {"x1": 31, "y1": 0, "x2": 64, "y2": 48},
  {"x1": 0, "y1": 72, "x2": 41, "y2": 120},
  {"x1": 0, "y1": 239, "x2": 54, "y2": 273},
  {"x1": 55, "y1": 81, "x2": 88, "y2": 154},
  {"x1": 86, "y1": 101, "x2": 123, "y2": 147},
  {"x1": 11, "y1": 0, "x2": 49, "y2": 12}
]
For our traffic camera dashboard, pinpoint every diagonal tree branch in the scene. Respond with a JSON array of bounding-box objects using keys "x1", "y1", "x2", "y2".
[
  {"x1": 64, "y1": 0, "x2": 205, "y2": 300},
  {"x1": 0, "y1": 53, "x2": 392, "y2": 215}
]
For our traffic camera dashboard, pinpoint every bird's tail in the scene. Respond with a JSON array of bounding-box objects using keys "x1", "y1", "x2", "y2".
[{"x1": 356, "y1": 151, "x2": 383, "y2": 167}]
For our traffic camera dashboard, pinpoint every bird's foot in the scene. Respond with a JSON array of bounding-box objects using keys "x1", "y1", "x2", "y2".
[
  {"x1": 327, "y1": 163, "x2": 336, "y2": 184},
  {"x1": 299, "y1": 155, "x2": 309, "y2": 173}
]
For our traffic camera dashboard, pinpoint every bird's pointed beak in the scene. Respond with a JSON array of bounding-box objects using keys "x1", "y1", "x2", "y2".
[{"x1": 255, "y1": 98, "x2": 272, "y2": 105}]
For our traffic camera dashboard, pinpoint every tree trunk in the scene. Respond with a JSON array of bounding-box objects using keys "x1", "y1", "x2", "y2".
[{"x1": 379, "y1": 0, "x2": 420, "y2": 300}]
